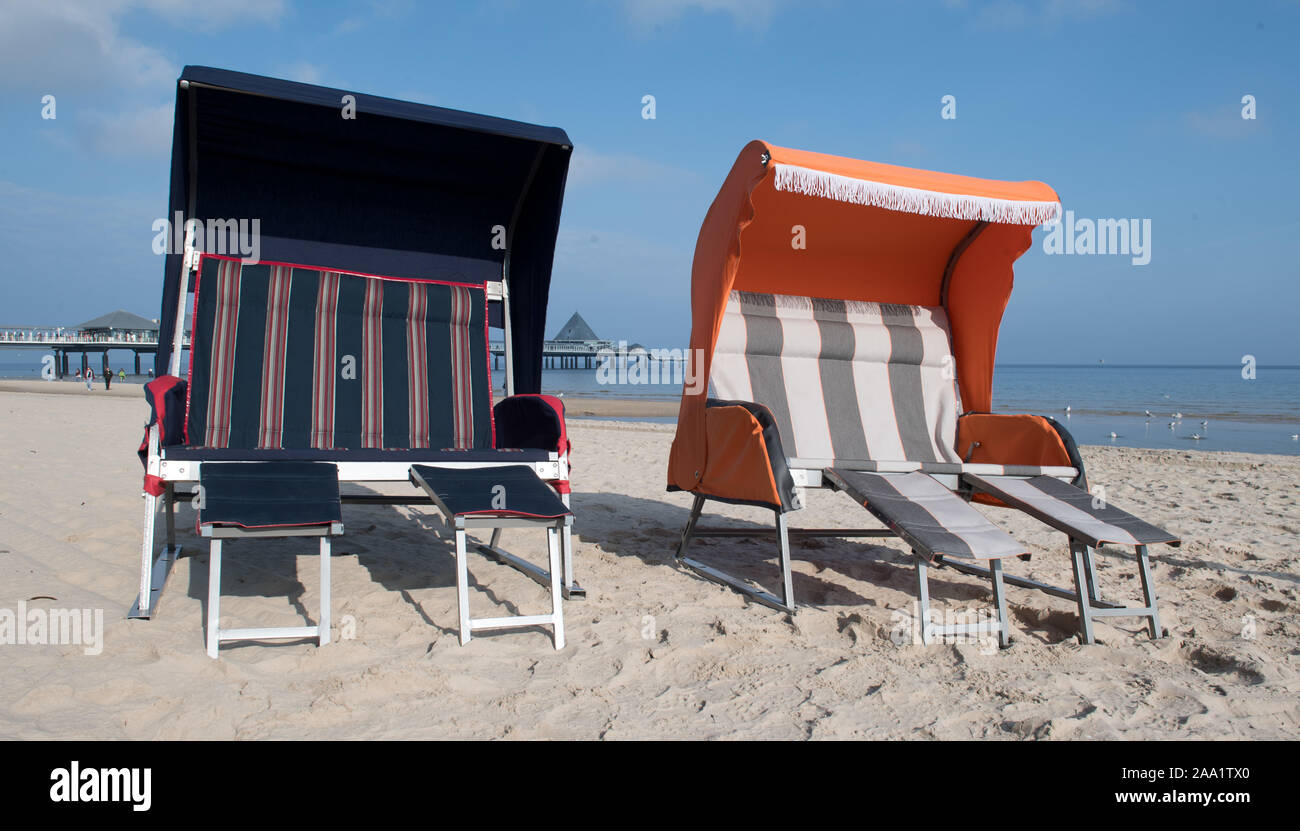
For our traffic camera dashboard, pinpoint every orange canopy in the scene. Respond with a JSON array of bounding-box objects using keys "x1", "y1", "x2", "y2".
[{"x1": 668, "y1": 140, "x2": 1060, "y2": 494}]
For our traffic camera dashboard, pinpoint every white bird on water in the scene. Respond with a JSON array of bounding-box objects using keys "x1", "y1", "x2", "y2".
[
  {"x1": 1168, "y1": 422, "x2": 1177, "y2": 429},
  {"x1": 1292, "y1": 434, "x2": 1299, "y2": 441},
  {"x1": 1191, "y1": 433, "x2": 1203, "y2": 440},
  {"x1": 1200, "y1": 420, "x2": 1209, "y2": 428},
  {"x1": 1144, "y1": 410, "x2": 1153, "y2": 418},
  {"x1": 1172, "y1": 412, "x2": 1183, "y2": 419},
  {"x1": 1109, "y1": 432, "x2": 1118, "y2": 439},
  {"x1": 1064, "y1": 405, "x2": 1071, "y2": 413}
]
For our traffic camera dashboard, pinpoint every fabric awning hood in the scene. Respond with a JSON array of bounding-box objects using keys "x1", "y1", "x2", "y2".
[
  {"x1": 155, "y1": 66, "x2": 573, "y2": 393},
  {"x1": 668, "y1": 140, "x2": 1059, "y2": 493}
]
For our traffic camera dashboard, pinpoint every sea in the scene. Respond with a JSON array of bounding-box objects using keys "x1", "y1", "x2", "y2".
[{"x1": 2, "y1": 353, "x2": 1296, "y2": 456}]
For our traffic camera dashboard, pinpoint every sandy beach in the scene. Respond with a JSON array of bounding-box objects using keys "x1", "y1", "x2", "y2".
[{"x1": 1, "y1": 381, "x2": 1296, "y2": 740}]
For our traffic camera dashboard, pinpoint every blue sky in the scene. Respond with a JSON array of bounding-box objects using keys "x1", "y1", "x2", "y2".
[{"x1": 1, "y1": 0, "x2": 1297, "y2": 364}]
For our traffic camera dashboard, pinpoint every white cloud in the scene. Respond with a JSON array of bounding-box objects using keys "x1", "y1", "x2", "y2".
[
  {"x1": 0, "y1": 1, "x2": 174, "y2": 91},
  {"x1": 0, "y1": 1, "x2": 288, "y2": 93}
]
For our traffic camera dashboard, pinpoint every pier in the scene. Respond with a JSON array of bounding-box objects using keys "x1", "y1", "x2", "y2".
[
  {"x1": 0, "y1": 310, "x2": 188, "y2": 378},
  {"x1": 491, "y1": 311, "x2": 615, "y2": 370}
]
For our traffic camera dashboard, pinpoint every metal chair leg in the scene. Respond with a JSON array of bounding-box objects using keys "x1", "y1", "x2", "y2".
[
  {"x1": 989, "y1": 558, "x2": 1012, "y2": 648},
  {"x1": 1136, "y1": 544, "x2": 1162, "y2": 639},
  {"x1": 674, "y1": 494, "x2": 705, "y2": 560},
  {"x1": 1080, "y1": 541, "x2": 1102, "y2": 604},
  {"x1": 454, "y1": 524, "x2": 471, "y2": 646},
  {"x1": 318, "y1": 536, "x2": 331, "y2": 647},
  {"x1": 547, "y1": 525, "x2": 565, "y2": 650},
  {"x1": 675, "y1": 495, "x2": 796, "y2": 613},
  {"x1": 776, "y1": 510, "x2": 794, "y2": 610},
  {"x1": 206, "y1": 540, "x2": 222, "y2": 659},
  {"x1": 1070, "y1": 540, "x2": 1096, "y2": 644},
  {"x1": 915, "y1": 554, "x2": 933, "y2": 645}
]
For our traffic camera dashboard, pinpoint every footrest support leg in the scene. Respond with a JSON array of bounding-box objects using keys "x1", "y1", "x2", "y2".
[
  {"x1": 1070, "y1": 540, "x2": 1096, "y2": 644},
  {"x1": 207, "y1": 539, "x2": 222, "y2": 659},
  {"x1": 547, "y1": 525, "x2": 565, "y2": 650},
  {"x1": 915, "y1": 554, "x2": 933, "y2": 646},
  {"x1": 455, "y1": 526, "x2": 472, "y2": 646},
  {"x1": 1136, "y1": 544, "x2": 1162, "y2": 639},
  {"x1": 990, "y1": 558, "x2": 1012, "y2": 649}
]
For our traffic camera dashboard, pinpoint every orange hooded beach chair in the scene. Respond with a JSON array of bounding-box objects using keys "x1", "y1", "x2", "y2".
[{"x1": 668, "y1": 142, "x2": 1180, "y2": 646}]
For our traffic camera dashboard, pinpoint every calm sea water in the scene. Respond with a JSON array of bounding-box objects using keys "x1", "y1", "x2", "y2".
[
  {"x1": 3, "y1": 353, "x2": 1296, "y2": 455},
  {"x1": 533, "y1": 363, "x2": 1300, "y2": 456}
]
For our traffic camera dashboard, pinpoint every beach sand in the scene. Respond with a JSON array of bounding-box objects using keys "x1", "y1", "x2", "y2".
[{"x1": 1, "y1": 382, "x2": 1297, "y2": 739}]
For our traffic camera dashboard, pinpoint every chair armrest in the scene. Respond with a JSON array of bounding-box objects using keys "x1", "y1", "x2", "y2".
[
  {"x1": 957, "y1": 412, "x2": 1086, "y2": 487},
  {"x1": 699, "y1": 398, "x2": 799, "y2": 512},
  {"x1": 493, "y1": 394, "x2": 570, "y2": 455},
  {"x1": 144, "y1": 375, "x2": 189, "y2": 447}
]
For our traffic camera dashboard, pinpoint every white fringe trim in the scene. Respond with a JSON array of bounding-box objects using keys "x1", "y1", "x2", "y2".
[{"x1": 772, "y1": 163, "x2": 1061, "y2": 225}]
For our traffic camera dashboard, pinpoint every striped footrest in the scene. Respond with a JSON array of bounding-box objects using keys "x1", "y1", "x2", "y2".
[
  {"x1": 963, "y1": 474, "x2": 1180, "y2": 549},
  {"x1": 825, "y1": 469, "x2": 1025, "y2": 560}
]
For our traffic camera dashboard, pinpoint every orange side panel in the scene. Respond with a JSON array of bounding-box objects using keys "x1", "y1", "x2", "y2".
[
  {"x1": 958, "y1": 413, "x2": 1075, "y2": 507},
  {"x1": 956, "y1": 413, "x2": 1072, "y2": 468},
  {"x1": 694, "y1": 405, "x2": 781, "y2": 508}
]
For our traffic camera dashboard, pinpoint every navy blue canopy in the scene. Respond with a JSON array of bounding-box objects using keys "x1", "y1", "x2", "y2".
[{"x1": 156, "y1": 66, "x2": 572, "y2": 394}]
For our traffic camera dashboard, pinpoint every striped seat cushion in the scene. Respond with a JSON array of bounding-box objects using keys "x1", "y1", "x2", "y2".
[
  {"x1": 826, "y1": 470, "x2": 1026, "y2": 560},
  {"x1": 187, "y1": 255, "x2": 492, "y2": 452},
  {"x1": 712, "y1": 290, "x2": 961, "y2": 466}
]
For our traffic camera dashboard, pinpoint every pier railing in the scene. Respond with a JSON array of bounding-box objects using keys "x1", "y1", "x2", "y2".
[{"x1": 0, "y1": 329, "x2": 189, "y2": 348}]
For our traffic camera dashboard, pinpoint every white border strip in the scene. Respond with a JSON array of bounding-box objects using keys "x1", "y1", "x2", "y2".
[{"x1": 772, "y1": 163, "x2": 1061, "y2": 225}]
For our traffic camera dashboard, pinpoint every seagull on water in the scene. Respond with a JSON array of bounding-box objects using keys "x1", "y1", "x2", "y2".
[
  {"x1": 1168, "y1": 422, "x2": 1177, "y2": 429},
  {"x1": 1172, "y1": 412, "x2": 1183, "y2": 419},
  {"x1": 1200, "y1": 420, "x2": 1209, "y2": 428},
  {"x1": 1191, "y1": 433, "x2": 1203, "y2": 440},
  {"x1": 1109, "y1": 432, "x2": 1118, "y2": 439},
  {"x1": 1144, "y1": 410, "x2": 1153, "y2": 418}
]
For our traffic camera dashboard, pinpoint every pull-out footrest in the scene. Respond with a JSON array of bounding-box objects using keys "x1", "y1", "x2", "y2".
[
  {"x1": 963, "y1": 473, "x2": 1180, "y2": 644},
  {"x1": 826, "y1": 469, "x2": 1027, "y2": 647},
  {"x1": 198, "y1": 462, "x2": 343, "y2": 659},
  {"x1": 410, "y1": 464, "x2": 572, "y2": 650}
]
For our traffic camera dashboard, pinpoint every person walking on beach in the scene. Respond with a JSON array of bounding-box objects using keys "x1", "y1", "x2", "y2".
[
  {"x1": 84, "y1": 367, "x2": 94, "y2": 391},
  {"x1": 103, "y1": 368, "x2": 112, "y2": 390}
]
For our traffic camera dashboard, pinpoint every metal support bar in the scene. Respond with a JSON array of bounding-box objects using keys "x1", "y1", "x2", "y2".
[
  {"x1": 689, "y1": 527, "x2": 895, "y2": 539},
  {"x1": 935, "y1": 556, "x2": 1126, "y2": 609},
  {"x1": 128, "y1": 542, "x2": 180, "y2": 619},
  {"x1": 476, "y1": 540, "x2": 585, "y2": 600},
  {"x1": 990, "y1": 558, "x2": 1012, "y2": 648},
  {"x1": 673, "y1": 495, "x2": 796, "y2": 613},
  {"x1": 131, "y1": 449, "x2": 182, "y2": 619}
]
